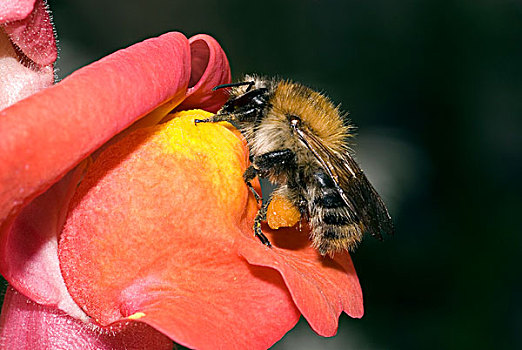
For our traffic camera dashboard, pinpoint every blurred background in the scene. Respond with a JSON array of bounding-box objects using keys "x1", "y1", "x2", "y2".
[{"x1": 38, "y1": 0, "x2": 522, "y2": 348}]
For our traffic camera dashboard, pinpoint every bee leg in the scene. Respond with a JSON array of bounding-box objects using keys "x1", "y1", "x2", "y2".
[
  {"x1": 244, "y1": 165, "x2": 270, "y2": 246},
  {"x1": 194, "y1": 113, "x2": 233, "y2": 125},
  {"x1": 243, "y1": 165, "x2": 262, "y2": 204},
  {"x1": 253, "y1": 200, "x2": 272, "y2": 247},
  {"x1": 253, "y1": 149, "x2": 296, "y2": 174},
  {"x1": 245, "y1": 81, "x2": 255, "y2": 92}
]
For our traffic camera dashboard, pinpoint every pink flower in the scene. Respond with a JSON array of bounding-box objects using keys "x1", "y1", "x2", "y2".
[{"x1": 0, "y1": 2, "x2": 363, "y2": 349}]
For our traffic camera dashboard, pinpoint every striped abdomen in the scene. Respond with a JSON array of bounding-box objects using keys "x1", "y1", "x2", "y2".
[{"x1": 307, "y1": 172, "x2": 363, "y2": 255}]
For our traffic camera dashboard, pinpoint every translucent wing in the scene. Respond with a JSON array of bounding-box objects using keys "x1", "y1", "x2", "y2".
[{"x1": 293, "y1": 124, "x2": 394, "y2": 240}]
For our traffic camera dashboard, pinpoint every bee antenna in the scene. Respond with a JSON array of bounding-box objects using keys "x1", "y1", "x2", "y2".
[{"x1": 212, "y1": 81, "x2": 255, "y2": 91}]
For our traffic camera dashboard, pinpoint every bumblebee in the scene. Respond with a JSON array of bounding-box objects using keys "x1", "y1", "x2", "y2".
[{"x1": 195, "y1": 76, "x2": 393, "y2": 255}]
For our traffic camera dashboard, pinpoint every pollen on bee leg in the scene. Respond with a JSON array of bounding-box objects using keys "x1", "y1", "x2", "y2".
[{"x1": 266, "y1": 195, "x2": 301, "y2": 230}]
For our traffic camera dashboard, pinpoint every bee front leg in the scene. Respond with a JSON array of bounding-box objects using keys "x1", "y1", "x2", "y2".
[
  {"x1": 212, "y1": 80, "x2": 255, "y2": 92},
  {"x1": 194, "y1": 113, "x2": 234, "y2": 125}
]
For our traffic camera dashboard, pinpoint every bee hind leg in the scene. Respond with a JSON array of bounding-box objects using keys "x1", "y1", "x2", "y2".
[
  {"x1": 243, "y1": 165, "x2": 262, "y2": 204},
  {"x1": 243, "y1": 165, "x2": 271, "y2": 247},
  {"x1": 253, "y1": 200, "x2": 272, "y2": 247}
]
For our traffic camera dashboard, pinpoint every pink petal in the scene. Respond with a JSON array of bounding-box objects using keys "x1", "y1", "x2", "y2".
[
  {"x1": 2, "y1": 0, "x2": 56, "y2": 67},
  {"x1": 0, "y1": 287, "x2": 173, "y2": 350},
  {"x1": 176, "y1": 34, "x2": 231, "y2": 113},
  {"x1": 0, "y1": 0, "x2": 36, "y2": 23},
  {"x1": 0, "y1": 32, "x2": 191, "y2": 227},
  {"x1": 238, "y1": 223, "x2": 364, "y2": 336}
]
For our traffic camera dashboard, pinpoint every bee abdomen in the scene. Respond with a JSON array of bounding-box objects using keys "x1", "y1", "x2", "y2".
[
  {"x1": 312, "y1": 172, "x2": 345, "y2": 209},
  {"x1": 308, "y1": 172, "x2": 363, "y2": 254},
  {"x1": 313, "y1": 189, "x2": 345, "y2": 209},
  {"x1": 322, "y1": 212, "x2": 350, "y2": 226}
]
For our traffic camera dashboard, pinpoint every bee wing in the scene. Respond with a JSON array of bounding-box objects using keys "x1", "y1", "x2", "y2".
[{"x1": 293, "y1": 125, "x2": 394, "y2": 239}]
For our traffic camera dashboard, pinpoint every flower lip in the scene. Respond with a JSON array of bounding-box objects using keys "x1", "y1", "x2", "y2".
[
  {"x1": 188, "y1": 38, "x2": 210, "y2": 88},
  {"x1": 176, "y1": 34, "x2": 231, "y2": 113}
]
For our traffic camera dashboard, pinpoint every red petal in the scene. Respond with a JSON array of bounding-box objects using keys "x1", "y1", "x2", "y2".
[
  {"x1": 2, "y1": 0, "x2": 57, "y2": 67},
  {"x1": 59, "y1": 112, "x2": 300, "y2": 349},
  {"x1": 0, "y1": 0, "x2": 35, "y2": 23},
  {"x1": 0, "y1": 287, "x2": 173, "y2": 350},
  {"x1": 176, "y1": 34, "x2": 231, "y2": 113},
  {"x1": 0, "y1": 32, "x2": 191, "y2": 226},
  {"x1": 238, "y1": 223, "x2": 364, "y2": 336}
]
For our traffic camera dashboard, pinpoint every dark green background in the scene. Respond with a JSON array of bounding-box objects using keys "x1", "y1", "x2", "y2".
[{"x1": 12, "y1": 0, "x2": 522, "y2": 349}]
